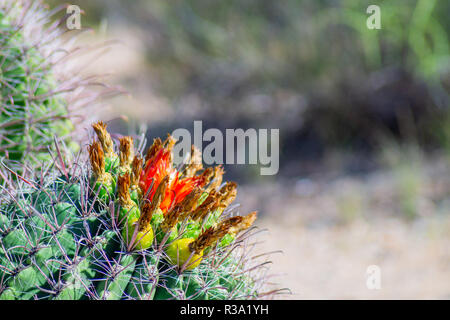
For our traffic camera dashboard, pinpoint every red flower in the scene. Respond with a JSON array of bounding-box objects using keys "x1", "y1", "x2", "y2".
[
  {"x1": 139, "y1": 148, "x2": 173, "y2": 202},
  {"x1": 140, "y1": 145, "x2": 208, "y2": 214},
  {"x1": 159, "y1": 173, "x2": 208, "y2": 213}
]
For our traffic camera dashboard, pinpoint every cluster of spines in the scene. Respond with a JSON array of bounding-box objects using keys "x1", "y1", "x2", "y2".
[{"x1": 0, "y1": 0, "x2": 117, "y2": 175}]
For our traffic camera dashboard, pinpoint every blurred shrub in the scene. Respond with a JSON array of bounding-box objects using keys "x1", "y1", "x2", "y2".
[{"x1": 49, "y1": 0, "x2": 450, "y2": 169}]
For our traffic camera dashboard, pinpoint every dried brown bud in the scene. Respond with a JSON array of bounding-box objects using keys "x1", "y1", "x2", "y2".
[
  {"x1": 117, "y1": 173, "x2": 132, "y2": 206},
  {"x1": 229, "y1": 211, "x2": 258, "y2": 235},
  {"x1": 208, "y1": 165, "x2": 224, "y2": 192},
  {"x1": 197, "y1": 168, "x2": 214, "y2": 187},
  {"x1": 88, "y1": 141, "x2": 105, "y2": 178},
  {"x1": 150, "y1": 175, "x2": 169, "y2": 212},
  {"x1": 184, "y1": 145, "x2": 203, "y2": 177},
  {"x1": 217, "y1": 182, "x2": 237, "y2": 210},
  {"x1": 161, "y1": 206, "x2": 182, "y2": 232},
  {"x1": 189, "y1": 228, "x2": 215, "y2": 254},
  {"x1": 119, "y1": 136, "x2": 134, "y2": 169},
  {"x1": 163, "y1": 133, "x2": 177, "y2": 151},
  {"x1": 217, "y1": 216, "x2": 244, "y2": 237},
  {"x1": 145, "y1": 138, "x2": 162, "y2": 163},
  {"x1": 178, "y1": 188, "x2": 203, "y2": 221},
  {"x1": 92, "y1": 121, "x2": 115, "y2": 158},
  {"x1": 131, "y1": 155, "x2": 143, "y2": 186},
  {"x1": 138, "y1": 201, "x2": 154, "y2": 231},
  {"x1": 189, "y1": 216, "x2": 243, "y2": 253},
  {"x1": 190, "y1": 190, "x2": 220, "y2": 221}
]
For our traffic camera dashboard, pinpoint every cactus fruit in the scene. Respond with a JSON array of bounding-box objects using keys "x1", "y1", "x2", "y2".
[
  {"x1": 0, "y1": 0, "x2": 114, "y2": 173},
  {"x1": 0, "y1": 121, "x2": 277, "y2": 300}
]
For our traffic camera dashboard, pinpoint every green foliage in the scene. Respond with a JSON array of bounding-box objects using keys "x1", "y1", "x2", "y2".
[{"x1": 67, "y1": 0, "x2": 449, "y2": 155}]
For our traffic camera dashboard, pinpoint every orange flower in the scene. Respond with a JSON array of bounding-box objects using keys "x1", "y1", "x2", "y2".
[
  {"x1": 159, "y1": 173, "x2": 209, "y2": 213},
  {"x1": 139, "y1": 148, "x2": 173, "y2": 201},
  {"x1": 140, "y1": 141, "x2": 210, "y2": 214}
]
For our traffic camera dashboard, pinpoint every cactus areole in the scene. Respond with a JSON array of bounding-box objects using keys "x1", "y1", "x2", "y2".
[{"x1": 0, "y1": 121, "x2": 273, "y2": 300}]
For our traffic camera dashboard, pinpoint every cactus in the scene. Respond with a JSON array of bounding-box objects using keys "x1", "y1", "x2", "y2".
[
  {"x1": 0, "y1": 121, "x2": 278, "y2": 300},
  {"x1": 0, "y1": 0, "x2": 114, "y2": 173}
]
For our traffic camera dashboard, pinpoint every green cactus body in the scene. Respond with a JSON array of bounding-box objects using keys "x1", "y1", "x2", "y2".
[
  {"x1": 105, "y1": 156, "x2": 119, "y2": 174},
  {"x1": 54, "y1": 230, "x2": 118, "y2": 300},
  {"x1": 125, "y1": 254, "x2": 160, "y2": 300},
  {"x1": 154, "y1": 255, "x2": 256, "y2": 300},
  {"x1": 118, "y1": 205, "x2": 140, "y2": 226},
  {"x1": 0, "y1": 121, "x2": 274, "y2": 300},
  {"x1": 122, "y1": 218, "x2": 154, "y2": 251},
  {"x1": 95, "y1": 253, "x2": 138, "y2": 300},
  {"x1": 0, "y1": 1, "x2": 111, "y2": 176},
  {"x1": 130, "y1": 186, "x2": 141, "y2": 205},
  {"x1": 0, "y1": 4, "x2": 68, "y2": 168},
  {"x1": 183, "y1": 220, "x2": 202, "y2": 239},
  {"x1": 92, "y1": 174, "x2": 116, "y2": 204},
  {"x1": 155, "y1": 225, "x2": 178, "y2": 244}
]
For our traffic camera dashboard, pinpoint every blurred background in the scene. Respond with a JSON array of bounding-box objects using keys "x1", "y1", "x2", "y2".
[{"x1": 49, "y1": 0, "x2": 449, "y2": 298}]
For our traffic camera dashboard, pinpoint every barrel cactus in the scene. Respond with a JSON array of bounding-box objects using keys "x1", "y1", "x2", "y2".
[
  {"x1": 0, "y1": 0, "x2": 112, "y2": 173},
  {"x1": 0, "y1": 121, "x2": 275, "y2": 300}
]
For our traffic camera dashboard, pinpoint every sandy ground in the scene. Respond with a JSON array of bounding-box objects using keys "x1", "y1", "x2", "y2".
[
  {"x1": 256, "y1": 216, "x2": 450, "y2": 299},
  {"x1": 242, "y1": 160, "x2": 450, "y2": 299}
]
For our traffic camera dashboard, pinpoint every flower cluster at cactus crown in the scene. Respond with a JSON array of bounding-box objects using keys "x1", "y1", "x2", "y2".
[
  {"x1": 89, "y1": 121, "x2": 258, "y2": 271},
  {"x1": 0, "y1": 120, "x2": 281, "y2": 300},
  {"x1": 0, "y1": 0, "x2": 118, "y2": 172}
]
